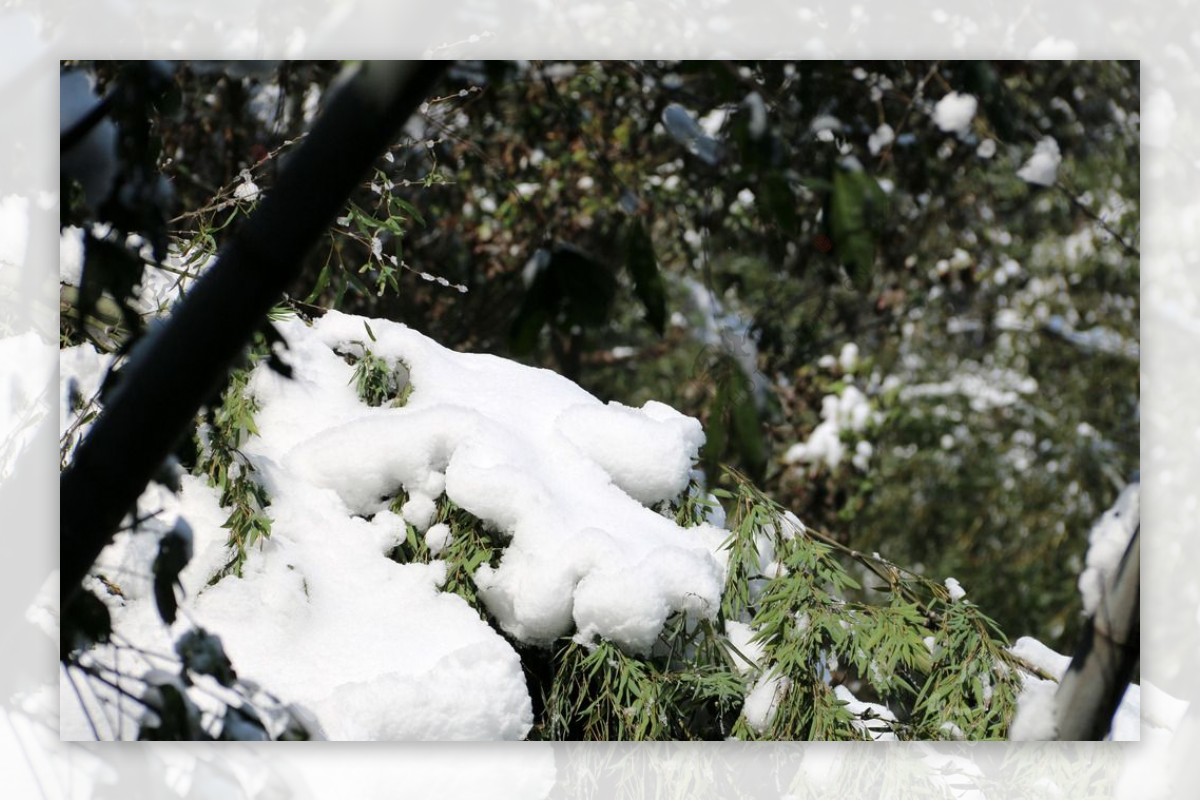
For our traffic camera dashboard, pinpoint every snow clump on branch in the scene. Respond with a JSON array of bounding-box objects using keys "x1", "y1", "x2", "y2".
[{"x1": 282, "y1": 311, "x2": 727, "y2": 654}]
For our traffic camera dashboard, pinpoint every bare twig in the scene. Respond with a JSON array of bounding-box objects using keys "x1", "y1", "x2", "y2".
[
  {"x1": 877, "y1": 61, "x2": 943, "y2": 166},
  {"x1": 1056, "y1": 183, "x2": 1140, "y2": 260}
]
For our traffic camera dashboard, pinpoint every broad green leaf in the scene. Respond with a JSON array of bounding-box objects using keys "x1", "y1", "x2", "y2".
[
  {"x1": 727, "y1": 367, "x2": 766, "y2": 479},
  {"x1": 624, "y1": 219, "x2": 667, "y2": 334},
  {"x1": 509, "y1": 304, "x2": 548, "y2": 356},
  {"x1": 508, "y1": 243, "x2": 615, "y2": 353},
  {"x1": 552, "y1": 244, "x2": 616, "y2": 328},
  {"x1": 760, "y1": 170, "x2": 798, "y2": 232},
  {"x1": 391, "y1": 196, "x2": 427, "y2": 227},
  {"x1": 829, "y1": 162, "x2": 888, "y2": 290}
]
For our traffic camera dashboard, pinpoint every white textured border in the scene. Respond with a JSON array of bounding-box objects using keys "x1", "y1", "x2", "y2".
[{"x1": 2, "y1": 1, "x2": 1195, "y2": 797}]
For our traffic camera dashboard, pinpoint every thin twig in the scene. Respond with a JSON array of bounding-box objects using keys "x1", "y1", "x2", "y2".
[
  {"x1": 877, "y1": 61, "x2": 943, "y2": 167},
  {"x1": 168, "y1": 133, "x2": 308, "y2": 225},
  {"x1": 1056, "y1": 183, "x2": 1140, "y2": 260}
]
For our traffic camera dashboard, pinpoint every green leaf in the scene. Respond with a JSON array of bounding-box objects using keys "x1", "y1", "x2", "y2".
[
  {"x1": 552, "y1": 243, "x2": 617, "y2": 328},
  {"x1": 624, "y1": 220, "x2": 667, "y2": 334},
  {"x1": 727, "y1": 368, "x2": 766, "y2": 479},
  {"x1": 703, "y1": 396, "x2": 728, "y2": 476},
  {"x1": 306, "y1": 263, "x2": 333, "y2": 303},
  {"x1": 829, "y1": 161, "x2": 888, "y2": 291},
  {"x1": 962, "y1": 61, "x2": 1016, "y2": 141},
  {"x1": 509, "y1": 304, "x2": 549, "y2": 356},
  {"x1": 391, "y1": 196, "x2": 427, "y2": 227},
  {"x1": 760, "y1": 170, "x2": 797, "y2": 232},
  {"x1": 508, "y1": 244, "x2": 616, "y2": 353}
]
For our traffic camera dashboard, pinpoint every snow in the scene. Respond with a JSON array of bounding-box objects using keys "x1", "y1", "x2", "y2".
[
  {"x1": 809, "y1": 115, "x2": 841, "y2": 136},
  {"x1": 1043, "y1": 315, "x2": 1140, "y2": 359},
  {"x1": 60, "y1": 456, "x2": 535, "y2": 740},
  {"x1": 744, "y1": 91, "x2": 767, "y2": 139},
  {"x1": 867, "y1": 123, "x2": 894, "y2": 156},
  {"x1": 851, "y1": 440, "x2": 873, "y2": 472},
  {"x1": 838, "y1": 342, "x2": 860, "y2": 373},
  {"x1": 833, "y1": 685, "x2": 897, "y2": 741},
  {"x1": 424, "y1": 522, "x2": 452, "y2": 556},
  {"x1": 1009, "y1": 678, "x2": 1058, "y2": 740},
  {"x1": 724, "y1": 620, "x2": 765, "y2": 675},
  {"x1": 1008, "y1": 636, "x2": 1069, "y2": 741},
  {"x1": 1017, "y1": 136, "x2": 1061, "y2": 187},
  {"x1": 233, "y1": 172, "x2": 260, "y2": 201},
  {"x1": 931, "y1": 92, "x2": 977, "y2": 136},
  {"x1": 285, "y1": 312, "x2": 726, "y2": 652},
  {"x1": 59, "y1": 226, "x2": 212, "y2": 319},
  {"x1": 778, "y1": 510, "x2": 805, "y2": 539},
  {"x1": 697, "y1": 107, "x2": 728, "y2": 138},
  {"x1": 400, "y1": 491, "x2": 437, "y2": 532},
  {"x1": 1078, "y1": 483, "x2": 1139, "y2": 616},
  {"x1": 784, "y1": 383, "x2": 879, "y2": 471},
  {"x1": 742, "y1": 673, "x2": 789, "y2": 734},
  {"x1": 61, "y1": 309, "x2": 728, "y2": 739},
  {"x1": 1008, "y1": 635, "x2": 1168, "y2": 742},
  {"x1": 661, "y1": 103, "x2": 721, "y2": 165},
  {"x1": 901, "y1": 363, "x2": 1038, "y2": 412},
  {"x1": 944, "y1": 577, "x2": 966, "y2": 602}
]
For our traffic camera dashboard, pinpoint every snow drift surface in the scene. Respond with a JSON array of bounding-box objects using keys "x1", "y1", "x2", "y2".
[
  {"x1": 282, "y1": 312, "x2": 727, "y2": 653},
  {"x1": 62, "y1": 311, "x2": 726, "y2": 740}
]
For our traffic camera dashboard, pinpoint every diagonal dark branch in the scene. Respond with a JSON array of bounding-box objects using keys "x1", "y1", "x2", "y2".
[{"x1": 60, "y1": 61, "x2": 447, "y2": 604}]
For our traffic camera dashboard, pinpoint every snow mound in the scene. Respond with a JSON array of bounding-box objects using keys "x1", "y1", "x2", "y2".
[
  {"x1": 61, "y1": 310, "x2": 727, "y2": 739},
  {"x1": 60, "y1": 342, "x2": 535, "y2": 741},
  {"x1": 273, "y1": 312, "x2": 726, "y2": 653}
]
